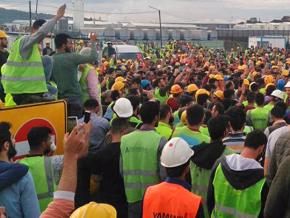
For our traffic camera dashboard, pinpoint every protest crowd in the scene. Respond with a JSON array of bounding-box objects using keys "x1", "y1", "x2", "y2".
[{"x1": 1, "y1": 4, "x2": 290, "y2": 218}]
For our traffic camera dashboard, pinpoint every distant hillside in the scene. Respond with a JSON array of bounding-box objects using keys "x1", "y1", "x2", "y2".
[{"x1": 0, "y1": 8, "x2": 54, "y2": 24}]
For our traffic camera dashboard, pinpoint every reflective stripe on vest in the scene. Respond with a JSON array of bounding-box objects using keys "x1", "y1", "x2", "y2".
[
  {"x1": 214, "y1": 204, "x2": 256, "y2": 218},
  {"x1": 6, "y1": 61, "x2": 43, "y2": 68},
  {"x1": 19, "y1": 156, "x2": 56, "y2": 212},
  {"x1": 2, "y1": 75, "x2": 45, "y2": 81},
  {"x1": 122, "y1": 169, "x2": 158, "y2": 177}
]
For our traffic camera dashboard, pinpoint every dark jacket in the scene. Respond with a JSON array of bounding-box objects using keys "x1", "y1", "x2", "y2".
[
  {"x1": 191, "y1": 140, "x2": 227, "y2": 170},
  {"x1": 0, "y1": 161, "x2": 28, "y2": 191},
  {"x1": 207, "y1": 155, "x2": 268, "y2": 218}
]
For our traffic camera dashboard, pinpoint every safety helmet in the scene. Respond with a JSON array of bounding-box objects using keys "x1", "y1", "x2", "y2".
[
  {"x1": 70, "y1": 202, "x2": 116, "y2": 218},
  {"x1": 264, "y1": 75, "x2": 275, "y2": 85},
  {"x1": 115, "y1": 76, "x2": 126, "y2": 83},
  {"x1": 243, "y1": 79, "x2": 250, "y2": 86},
  {"x1": 187, "y1": 84, "x2": 198, "y2": 93},
  {"x1": 111, "y1": 81, "x2": 125, "y2": 92},
  {"x1": 195, "y1": 89, "x2": 210, "y2": 99},
  {"x1": 282, "y1": 70, "x2": 289, "y2": 77},
  {"x1": 285, "y1": 81, "x2": 290, "y2": 88},
  {"x1": 214, "y1": 74, "x2": 223, "y2": 81},
  {"x1": 161, "y1": 137, "x2": 194, "y2": 168},
  {"x1": 214, "y1": 90, "x2": 224, "y2": 100},
  {"x1": 181, "y1": 111, "x2": 187, "y2": 125},
  {"x1": 113, "y1": 98, "x2": 133, "y2": 118},
  {"x1": 0, "y1": 30, "x2": 8, "y2": 38},
  {"x1": 170, "y1": 84, "x2": 183, "y2": 94},
  {"x1": 271, "y1": 89, "x2": 285, "y2": 100}
]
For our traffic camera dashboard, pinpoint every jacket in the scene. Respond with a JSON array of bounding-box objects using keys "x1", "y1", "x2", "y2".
[
  {"x1": 207, "y1": 154, "x2": 268, "y2": 218},
  {"x1": 0, "y1": 161, "x2": 40, "y2": 218}
]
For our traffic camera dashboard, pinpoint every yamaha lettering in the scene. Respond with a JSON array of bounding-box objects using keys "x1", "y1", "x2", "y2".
[{"x1": 153, "y1": 212, "x2": 188, "y2": 218}]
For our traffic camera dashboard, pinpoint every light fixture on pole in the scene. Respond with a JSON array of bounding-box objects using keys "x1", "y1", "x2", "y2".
[{"x1": 149, "y1": 5, "x2": 162, "y2": 48}]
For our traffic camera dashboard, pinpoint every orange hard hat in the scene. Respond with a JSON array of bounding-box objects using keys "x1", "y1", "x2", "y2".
[
  {"x1": 214, "y1": 90, "x2": 224, "y2": 100},
  {"x1": 170, "y1": 84, "x2": 183, "y2": 94},
  {"x1": 187, "y1": 84, "x2": 198, "y2": 93}
]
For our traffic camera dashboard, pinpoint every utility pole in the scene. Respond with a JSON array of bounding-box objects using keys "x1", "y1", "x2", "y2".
[
  {"x1": 149, "y1": 5, "x2": 162, "y2": 48},
  {"x1": 29, "y1": 0, "x2": 32, "y2": 28},
  {"x1": 35, "y1": 0, "x2": 39, "y2": 19}
]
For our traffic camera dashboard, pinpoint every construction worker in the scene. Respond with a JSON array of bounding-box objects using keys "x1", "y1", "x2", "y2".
[
  {"x1": 142, "y1": 137, "x2": 204, "y2": 218},
  {"x1": 246, "y1": 93, "x2": 270, "y2": 131},
  {"x1": 190, "y1": 115, "x2": 231, "y2": 205},
  {"x1": 78, "y1": 47, "x2": 102, "y2": 115},
  {"x1": 120, "y1": 101, "x2": 166, "y2": 218},
  {"x1": 167, "y1": 84, "x2": 183, "y2": 112},
  {"x1": 1, "y1": 5, "x2": 66, "y2": 105},
  {"x1": 195, "y1": 89, "x2": 210, "y2": 108},
  {"x1": 173, "y1": 104, "x2": 210, "y2": 147},
  {"x1": 0, "y1": 30, "x2": 9, "y2": 103},
  {"x1": 19, "y1": 127, "x2": 63, "y2": 212},
  {"x1": 156, "y1": 104, "x2": 173, "y2": 140},
  {"x1": 186, "y1": 83, "x2": 198, "y2": 101},
  {"x1": 207, "y1": 130, "x2": 268, "y2": 218}
]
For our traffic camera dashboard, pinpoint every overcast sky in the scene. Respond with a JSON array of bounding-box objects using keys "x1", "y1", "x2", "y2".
[{"x1": 0, "y1": 0, "x2": 290, "y2": 23}]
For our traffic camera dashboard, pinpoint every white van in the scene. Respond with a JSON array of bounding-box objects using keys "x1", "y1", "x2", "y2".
[{"x1": 102, "y1": 44, "x2": 143, "y2": 60}]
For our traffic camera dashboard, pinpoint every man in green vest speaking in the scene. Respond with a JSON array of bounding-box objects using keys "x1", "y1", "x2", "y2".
[
  {"x1": 1, "y1": 4, "x2": 66, "y2": 105},
  {"x1": 19, "y1": 126, "x2": 63, "y2": 212},
  {"x1": 120, "y1": 101, "x2": 167, "y2": 218},
  {"x1": 207, "y1": 130, "x2": 268, "y2": 218}
]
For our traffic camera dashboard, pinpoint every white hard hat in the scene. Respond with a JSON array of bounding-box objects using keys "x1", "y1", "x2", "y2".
[
  {"x1": 161, "y1": 137, "x2": 194, "y2": 168},
  {"x1": 271, "y1": 89, "x2": 285, "y2": 100},
  {"x1": 285, "y1": 81, "x2": 290, "y2": 88},
  {"x1": 113, "y1": 98, "x2": 133, "y2": 118}
]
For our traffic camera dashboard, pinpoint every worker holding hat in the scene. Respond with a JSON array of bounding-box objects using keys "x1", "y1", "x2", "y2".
[
  {"x1": 142, "y1": 137, "x2": 203, "y2": 218},
  {"x1": 0, "y1": 30, "x2": 9, "y2": 103}
]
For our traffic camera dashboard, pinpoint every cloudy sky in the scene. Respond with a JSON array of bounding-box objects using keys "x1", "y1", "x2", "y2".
[{"x1": 0, "y1": 0, "x2": 290, "y2": 23}]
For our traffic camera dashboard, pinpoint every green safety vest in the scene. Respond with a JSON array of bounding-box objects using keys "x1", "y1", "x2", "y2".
[
  {"x1": 264, "y1": 103, "x2": 274, "y2": 112},
  {"x1": 156, "y1": 121, "x2": 173, "y2": 140},
  {"x1": 154, "y1": 88, "x2": 168, "y2": 104},
  {"x1": 79, "y1": 64, "x2": 92, "y2": 103},
  {"x1": 1, "y1": 37, "x2": 47, "y2": 94},
  {"x1": 247, "y1": 107, "x2": 269, "y2": 130},
  {"x1": 20, "y1": 156, "x2": 57, "y2": 212},
  {"x1": 212, "y1": 164, "x2": 265, "y2": 218},
  {"x1": 120, "y1": 130, "x2": 161, "y2": 203}
]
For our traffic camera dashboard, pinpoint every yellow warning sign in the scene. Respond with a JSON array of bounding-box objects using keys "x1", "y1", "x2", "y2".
[{"x1": 0, "y1": 101, "x2": 67, "y2": 157}]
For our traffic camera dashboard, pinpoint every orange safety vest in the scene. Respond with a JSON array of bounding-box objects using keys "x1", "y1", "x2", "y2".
[{"x1": 142, "y1": 182, "x2": 202, "y2": 218}]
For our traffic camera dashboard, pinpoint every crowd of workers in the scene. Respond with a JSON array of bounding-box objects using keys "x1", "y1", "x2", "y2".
[{"x1": 1, "y1": 3, "x2": 290, "y2": 218}]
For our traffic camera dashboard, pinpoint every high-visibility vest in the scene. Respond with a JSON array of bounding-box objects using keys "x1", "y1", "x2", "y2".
[
  {"x1": 247, "y1": 107, "x2": 269, "y2": 130},
  {"x1": 1, "y1": 37, "x2": 47, "y2": 94},
  {"x1": 212, "y1": 164, "x2": 265, "y2": 218},
  {"x1": 79, "y1": 64, "x2": 93, "y2": 103},
  {"x1": 143, "y1": 182, "x2": 202, "y2": 218},
  {"x1": 156, "y1": 121, "x2": 172, "y2": 140},
  {"x1": 19, "y1": 156, "x2": 57, "y2": 212},
  {"x1": 154, "y1": 88, "x2": 168, "y2": 104},
  {"x1": 120, "y1": 130, "x2": 161, "y2": 203}
]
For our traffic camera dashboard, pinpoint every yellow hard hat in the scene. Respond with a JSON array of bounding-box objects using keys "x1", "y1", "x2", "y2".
[
  {"x1": 237, "y1": 66, "x2": 244, "y2": 71},
  {"x1": 0, "y1": 30, "x2": 8, "y2": 38},
  {"x1": 282, "y1": 70, "x2": 289, "y2": 77},
  {"x1": 214, "y1": 90, "x2": 224, "y2": 100},
  {"x1": 187, "y1": 84, "x2": 198, "y2": 93},
  {"x1": 251, "y1": 71, "x2": 259, "y2": 78},
  {"x1": 256, "y1": 61, "x2": 262, "y2": 66},
  {"x1": 195, "y1": 89, "x2": 210, "y2": 99},
  {"x1": 79, "y1": 40, "x2": 84, "y2": 44},
  {"x1": 111, "y1": 81, "x2": 125, "y2": 91},
  {"x1": 115, "y1": 76, "x2": 126, "y2": 83},
  {"x1": 243, "y1": 79, "x2": 250, "y2": 86},
  {"x1": 214, "y1": 74, "x2": 224, "y2": 81},
  {"x1": 264, "y1": 75, "x2": 275, "y2": 85},
  {"x1": 170, "y1": 84, "x2": 183, "y2": 94},
  {"x1": 272, "y1": 65, "x2": 279, "y2": 70},
  {"x1": 70, "y1": 202, "x2": 116, "y2": 218},
  {"x1": 181, "y1": 111, "x2": 187, "y2": 125}
]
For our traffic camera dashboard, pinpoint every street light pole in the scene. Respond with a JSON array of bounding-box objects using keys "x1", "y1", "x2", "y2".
[
  {"x1": 149, "y1": 5, "x2": 162, "y2": 48},
  {"x1": 35, "y1": 0, "x2": 39, "y2": 19}
]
